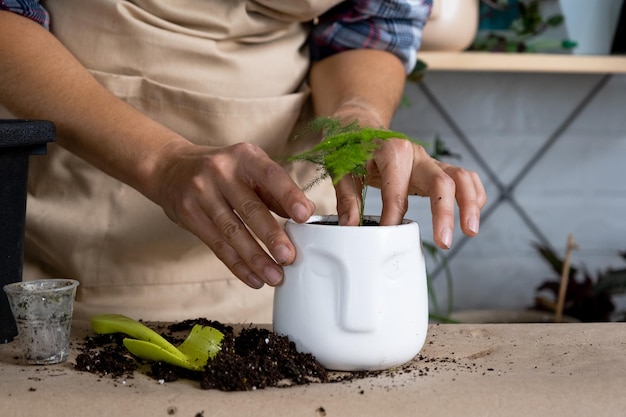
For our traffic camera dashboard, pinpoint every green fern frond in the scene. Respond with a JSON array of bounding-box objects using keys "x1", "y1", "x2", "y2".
[
  {"x1": 302, "y1": 168, "x2": 331, "y2": 192},
  {"x1": 289, "y1": 117, "x2": 413, "y2": 185},
  {"x1": 289, "y1": 116, "x2": 422, "y2": 225}
]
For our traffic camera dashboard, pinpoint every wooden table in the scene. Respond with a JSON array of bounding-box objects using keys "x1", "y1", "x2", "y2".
[{"x1": 2, "y1": 322, "x2": 626, "y2": 417}]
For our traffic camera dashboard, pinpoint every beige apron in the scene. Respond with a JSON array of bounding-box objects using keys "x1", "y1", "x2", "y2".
[{"x1": 20, "y1": 0, "x2": 340, "y2": 323}]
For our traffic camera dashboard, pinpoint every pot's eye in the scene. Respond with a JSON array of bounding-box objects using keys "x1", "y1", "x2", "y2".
[
  {"x1": 383, "y1": 255, "x2": 403, "y2": 281},
  {"x1": 308, "y1": 249, "x2": 343, "y2": 280}
]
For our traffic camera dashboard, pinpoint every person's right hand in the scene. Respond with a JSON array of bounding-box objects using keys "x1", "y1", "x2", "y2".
[{"x1": 149, "y1": 141, "x2": 316, "y2": 289}]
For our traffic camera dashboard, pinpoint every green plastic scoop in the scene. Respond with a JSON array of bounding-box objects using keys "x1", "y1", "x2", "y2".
[{"x1": 91, "y1": 314, "x2": 224, "y2": 371}]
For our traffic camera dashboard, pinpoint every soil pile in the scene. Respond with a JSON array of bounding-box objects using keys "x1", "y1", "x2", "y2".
[
  {"x1": 74, "y1": 319, "x2": 331, "y2": 391},
  {"x1": 201, "y1": 326, "x2": 327, "y2": 390}
]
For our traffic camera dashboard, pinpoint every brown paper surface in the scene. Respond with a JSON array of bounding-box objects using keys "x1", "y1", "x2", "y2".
[{"x1": 2, "y1": 322, "x2": 626, "y2": 417}]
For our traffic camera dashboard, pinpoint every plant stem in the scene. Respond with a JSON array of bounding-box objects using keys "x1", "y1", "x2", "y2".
[{"x1": 359, "y1": 176, "x2": 367, "y2": 226}]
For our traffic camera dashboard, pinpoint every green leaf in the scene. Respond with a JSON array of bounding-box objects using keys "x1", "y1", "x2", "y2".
[
  {"x1": 594, "y1": 269, "x2": 626, "y2": 296},
  {"x1": 407, "y1": 59, "x2": 428, "y2": 84},
  {"x1": 546, "y1": 15, "x2": 564, "y2": 27}
]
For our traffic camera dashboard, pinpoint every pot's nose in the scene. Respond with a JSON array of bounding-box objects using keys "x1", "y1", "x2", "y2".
[{"x1": 337, "y1": 269, "x2": 379, "y2": 333}]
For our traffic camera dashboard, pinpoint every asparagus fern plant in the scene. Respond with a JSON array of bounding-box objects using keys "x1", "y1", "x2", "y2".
[{"x1": 288, "y1": 117, "x2": 422, "y2": 225}]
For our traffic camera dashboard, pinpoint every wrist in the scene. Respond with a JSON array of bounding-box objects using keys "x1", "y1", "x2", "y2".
[
  {"x1": 136, "y1": 134, "x2": 194, "y2": 204},
  {"x1": 328, "y1": 100, "x2": 390, "y2": 129}
]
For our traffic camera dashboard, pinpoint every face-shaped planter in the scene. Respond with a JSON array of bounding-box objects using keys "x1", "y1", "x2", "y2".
[{"x1": 273, "y1": 215, "x2": 429, "y2": 371}]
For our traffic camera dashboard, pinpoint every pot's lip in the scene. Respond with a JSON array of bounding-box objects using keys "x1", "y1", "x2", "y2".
[{"x1": 288, "y1": 214, "x2": 416, "y2": 226}]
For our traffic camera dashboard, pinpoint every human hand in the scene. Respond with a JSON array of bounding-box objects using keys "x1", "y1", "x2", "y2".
[
  {"x1": 150, "y1": 141, "x2": 316, "y2": 288},
  {"x1": 335, "y1": 138, "x2": 487, "y2": 250}
]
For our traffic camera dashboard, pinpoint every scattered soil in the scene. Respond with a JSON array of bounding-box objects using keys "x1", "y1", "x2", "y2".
[
  {"x1": 73, "y1": 319, "x2": 487, "y2": 392},
  {"x1": 74, "y1": 333, "x2": 138, "y2": 379},
  {"x1": 75, "y1": 319, "x2": 346, "y2": 391}
]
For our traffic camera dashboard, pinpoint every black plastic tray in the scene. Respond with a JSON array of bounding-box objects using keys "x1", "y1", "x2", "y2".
[{"x1": 0, "y1": 120, "x2": 56, "y2": 343}]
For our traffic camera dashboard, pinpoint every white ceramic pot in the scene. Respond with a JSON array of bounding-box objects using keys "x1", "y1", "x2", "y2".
[
  {"x1": 421, "y1": 0, "x2": 480, "y2": 51},
  {"x1": 559, "y1": 0, "x2": 624, "y2": 55},
  {"x1": 273, "y1": 215, "x2": 429, "y2": 371}
]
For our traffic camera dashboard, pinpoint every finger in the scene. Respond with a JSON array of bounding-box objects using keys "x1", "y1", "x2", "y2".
[
  {"x1": 474, "y1": 171, "x2": 488, "y2": 208},
  {"x1": 170, "y1": 168, "x2": 287, "y2": 288},
  {"x1": 438, "y1": 162, "x2": 487, "y2": 237},
  {"x1": 371, "y1": 139, "x2": 412, "y2": 226},
  {"x1": 334, "y1": 175, "x2": 363, "y2": 226},
  {"x1": 173, "y1": 195, "x2": 268, "y2": 289},
  {"x1": 214, "y1": 207, "x2": 287, "y2": 286},
  {"x1": 223, "y1": 182, "x2": 295, "y2": 267},
  {"x1": 208, "y1": 191, "x2": 288, "y2": 286},
  {"x1": 405, "y1": 147, "x2": 457, "y2": 249},
  {"x1": 238, "y1": 143, "x2": 315, "y2": 224},
  {"x1": 202, "y1": 220, "x2": 267, "y2": 289},
  {"x1": 233, "y1": 145, "x2": 319, "y2": 268},
  {"x1": 428, "y1": 175, "x2": 457, "y2": 250}
]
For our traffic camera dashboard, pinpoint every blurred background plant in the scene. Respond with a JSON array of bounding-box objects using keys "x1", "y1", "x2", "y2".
[
  {"x1": 532, "y1": 244, "x2": 626, "y2": 322},
  {"x1": 471, "y1": 0, "x2": 577, "y2": 53}
]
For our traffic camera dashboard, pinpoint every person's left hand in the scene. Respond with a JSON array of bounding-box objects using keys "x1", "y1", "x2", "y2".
[{"x1": 334, "y1": 138, "x2": 487, "y2": 250}]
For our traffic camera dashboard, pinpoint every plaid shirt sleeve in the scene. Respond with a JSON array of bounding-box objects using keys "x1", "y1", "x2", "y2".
[
  {"x1": 0, "y1": 0, "x2": 49, "y2": 29},
  {"x1": 310, "y1": 0, "x2": 432, "y2": 74}
]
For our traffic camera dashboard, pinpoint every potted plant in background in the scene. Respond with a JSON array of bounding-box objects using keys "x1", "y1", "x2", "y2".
[
  {"x1": 532, "y1": 243, "x2": 626, "y2": 322},
  {"x1": 471, "y1": 0, "x2": 577, "y2": 53},
  {"x1": 473, "y1": 0, "x2": 624, "y2": 54},
  {"x1": 557, "y1": 0, "x2": 623, "y2": 55},
  {"x1": 272, "y1": 118, "x2": 430, "y2": 371},
  {"x1": 445, "y1": 238, "x2": 626, "y2": 324}
]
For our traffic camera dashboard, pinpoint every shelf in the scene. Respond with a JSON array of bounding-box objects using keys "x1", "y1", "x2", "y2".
[{"x1": 418, "y1": 51, "x2": 626, "y2": 74}]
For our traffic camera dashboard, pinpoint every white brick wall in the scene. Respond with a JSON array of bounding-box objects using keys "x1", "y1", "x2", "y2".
[{"x1": 367, "y1": 72, "x2": 626, "y2": 314}]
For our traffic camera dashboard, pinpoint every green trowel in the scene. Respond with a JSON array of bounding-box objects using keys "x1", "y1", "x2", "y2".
[{"x1": 91, "y1": 313, "x2": 224, "y2": 371}]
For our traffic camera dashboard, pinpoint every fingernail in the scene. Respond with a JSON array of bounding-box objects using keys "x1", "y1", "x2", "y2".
[
  {"x1": 248, "y1": 274, "x2": 265, "y2": 289},
  {"x1": 273, "y1": 244, "x2": 292, "y2": 265},
  {"x1": 264, "y1": 265, "x2": 283, "y2": 286},
  {"x1": 441, "y1": 227, "x2": 453, "y2": 249},
  {"x1": 292, "y1": 202, "x2": 310, "y2": 223},
  {"x1": 468, "y1": 216, "x2": 480, "y2": 234}
]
